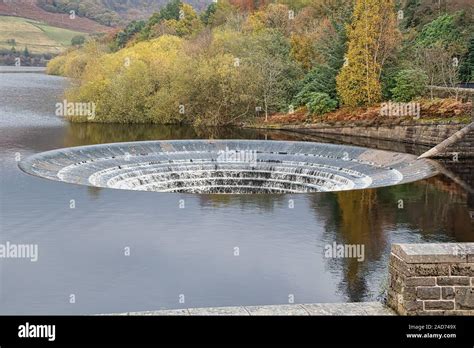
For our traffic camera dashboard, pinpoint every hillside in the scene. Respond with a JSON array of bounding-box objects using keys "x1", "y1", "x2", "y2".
[
  {"x1": 0, "y1": 15, "x2": 88, "y2": 55},
  {"x1": 37, "y1": 0, "x2": 213, "y2": 25},
  {"x1": 0, "y1": 0, "x2": 111, "y2": 33}
]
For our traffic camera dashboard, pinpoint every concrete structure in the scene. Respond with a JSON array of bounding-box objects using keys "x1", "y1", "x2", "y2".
[
  {"x1": 388, "y1": 243, "x2": 474, "y2": 315},
  {"x1": 19, "y1": 140, "x2": 438, "y2": 194},
  {"x1": 114, "y1": 302, "x2": 395, "y2": 316}
]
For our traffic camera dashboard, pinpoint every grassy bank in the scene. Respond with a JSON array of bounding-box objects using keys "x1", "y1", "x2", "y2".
[{"x1": 0, "y1": 15, "x2": 88, "y2": 55}]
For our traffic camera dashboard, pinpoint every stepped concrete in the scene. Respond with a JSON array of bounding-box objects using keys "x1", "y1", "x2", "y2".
[{"x1": 19, "y1": 140, "x2": 438, "y2": 194}]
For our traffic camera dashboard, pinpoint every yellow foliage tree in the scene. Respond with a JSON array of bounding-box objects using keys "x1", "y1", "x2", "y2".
[
  {"x1": 336, "y1": 0, "x2": 400, "y2": 107},
  {"x1": 164, "y1": 3, "x2": 203, "y2": 38},
  {"x1": 290, "y1": 33, "x2": 317, "y2": 71},
  {"x1": 66, "y1": 35, "x2": 187, "y2": 123}
]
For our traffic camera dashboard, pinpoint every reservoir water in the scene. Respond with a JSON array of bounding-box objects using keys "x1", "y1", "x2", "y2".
[{"x1": 1, "y1": 70, "x2": 472, "y2": 314}]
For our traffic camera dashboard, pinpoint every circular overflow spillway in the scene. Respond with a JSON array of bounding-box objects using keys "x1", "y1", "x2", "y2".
[{"x1": 19, "y1": 140, "x2": 438, "y2": 194}]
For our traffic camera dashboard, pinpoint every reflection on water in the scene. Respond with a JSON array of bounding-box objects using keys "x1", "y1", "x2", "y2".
[
  {"x1": 63, "y1": 123, "x2": 264, "y2": 147},
  {"x1": 0, "y1": 71, "x2": 472, "y2": 314}
]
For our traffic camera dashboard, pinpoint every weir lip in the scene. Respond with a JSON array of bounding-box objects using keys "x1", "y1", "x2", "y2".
[{"x1": 18, "y1": 140, "x2": 438, "y2": 194}]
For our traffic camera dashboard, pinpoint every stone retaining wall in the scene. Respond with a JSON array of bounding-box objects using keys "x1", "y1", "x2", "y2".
[
  {"x1": 388, "y1": 243, "x2": 474, "y2": 315},
  {"x1": 427, "y1": 86, "x2": 474, "y2": 102},
  {"x1": 293, "y1": 124, "x2": 474, "y2": 158}
]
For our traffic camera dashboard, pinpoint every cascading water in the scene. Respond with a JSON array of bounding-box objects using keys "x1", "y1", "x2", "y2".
[{"x1": 19, "y1": 140, "x2": 438, "y2": 194}]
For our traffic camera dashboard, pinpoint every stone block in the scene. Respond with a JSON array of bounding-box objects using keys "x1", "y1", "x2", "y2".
[
  {"x1": 416, "y1": 287, "x2": 440, "y2": 300},
  {"x1": 402, "y1": 300, "x2": 423, "y2": 313},
  {"x1": 392, "y1": 243, "x2": 471, "y2": 264},
  {"x1": 406, "y1": 277, "x2": 436, "y2": 287},
  {"x1": 441, "y1": 287, "x2": 455, "y2": 300},
  {"x1": 409, "y1": 264, "x2": 450, "y2": 277},
  {"x1": 424, "y1": 301, "x2": 454, "y2": 310},
  {"x1": 389, "y1": 254, "x2": 409, "y2": 276},
  {"x1": 437, "y1": 276, "x2": 470, "y2": 286},
  {"x1": 455, "y1": 287, "x2": 474, "y2": 310},
  {"x1": 403, "y1": 286, "x2": 417, "y2": 301},
  {"x1": 389, "y1": 266, "x2": 405, "y2": 292},
  {"x1": 451, "y1": 263, "x2": 474, "y2": 277}
]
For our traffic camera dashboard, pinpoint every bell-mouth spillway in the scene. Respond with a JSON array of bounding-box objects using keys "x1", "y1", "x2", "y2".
[{"x1": 18, "y1": 140, "x2": 438, "y2": 194}]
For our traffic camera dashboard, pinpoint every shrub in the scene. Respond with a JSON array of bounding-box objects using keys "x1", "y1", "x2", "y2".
[
  {"x1": 46, "y1": 55, "x2": 67, "y2": 75},
  {"x1": 71, "y1": 35, "x2": 86, "y2": 46},
  {"x1": 306, "y1": 92, "x2": 338, "y2": 115},
  {"x1": 391, "y1": 68, "x2": 428, "y2": 102}
]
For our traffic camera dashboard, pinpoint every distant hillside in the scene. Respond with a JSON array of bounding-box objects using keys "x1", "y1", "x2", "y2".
[
  {"x1": 37, "y1": 0, "x2": 213, "y2": 26},
  {"x1": 0, "y1": 0, "x2": 110, "y2": 33},
  {"x1": 0, "y1": 15, "x2": 88, "y2": 55}
]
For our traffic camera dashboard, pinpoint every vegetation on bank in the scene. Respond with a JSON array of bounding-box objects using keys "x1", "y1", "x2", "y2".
[
  {"x1": 48, "y1": 0, "x2": 474, "y2": 126},
  {"x1": 254, "y1": 98, "x2": 472, "y2": 128}
]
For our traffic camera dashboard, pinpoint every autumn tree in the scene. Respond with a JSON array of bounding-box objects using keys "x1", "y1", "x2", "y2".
[
  {"x1": 336, "y1": 0, "x2": 400, "y2": 106},
  {"x1": 201, "y1": 0, "x2": 236, "y2": 27},
  {"x1": 163, "y1": 3, "x2": 204, "y2": 37}
]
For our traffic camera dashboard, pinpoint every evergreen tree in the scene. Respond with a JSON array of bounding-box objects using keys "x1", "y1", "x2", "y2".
[
  {"x1": 23, "y1": 46, "x2": 30, "y2": 57},
  {"x1": 459, "y1": 36, "x2": 474, "y2": 83}
]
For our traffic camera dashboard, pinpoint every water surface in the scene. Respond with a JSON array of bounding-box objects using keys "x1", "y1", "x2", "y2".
[{"x1": 1, "y1": 71, "x2": 472, "y2": 314}]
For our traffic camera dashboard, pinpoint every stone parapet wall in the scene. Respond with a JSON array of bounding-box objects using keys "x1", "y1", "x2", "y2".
[{"x1": 388, "y1": 243, "x2": 474, "y2": 315}]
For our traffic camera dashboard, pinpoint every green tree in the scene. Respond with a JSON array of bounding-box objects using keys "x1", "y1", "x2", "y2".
[
  {"x1": 306, "y1": 92, "x2": 338, "y2": 115},
  {"x1": 416, "y1": 13, "x2": 462, "y2": 49},
  {"x1": 71, "y1": 35, "x2": 86, "y2": 46},
  {"x1": 141, "y1": 0, "x2": 183, "y2": 39},
  {"x1": 201, "y1": 2, "x2": 217, "y2": 25},
  {"x1": 114, "y1": 20, "x2": 146, "y2": 49},
  {"x1": 459, "y1": 36, "x2": 474, "y2": 83},
  {"x1": 391, "y1": 69, "x2": 428, "y2": 102},
  {"x1": 293, "y1": 65, "x2": 338, "y2": 106}
]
